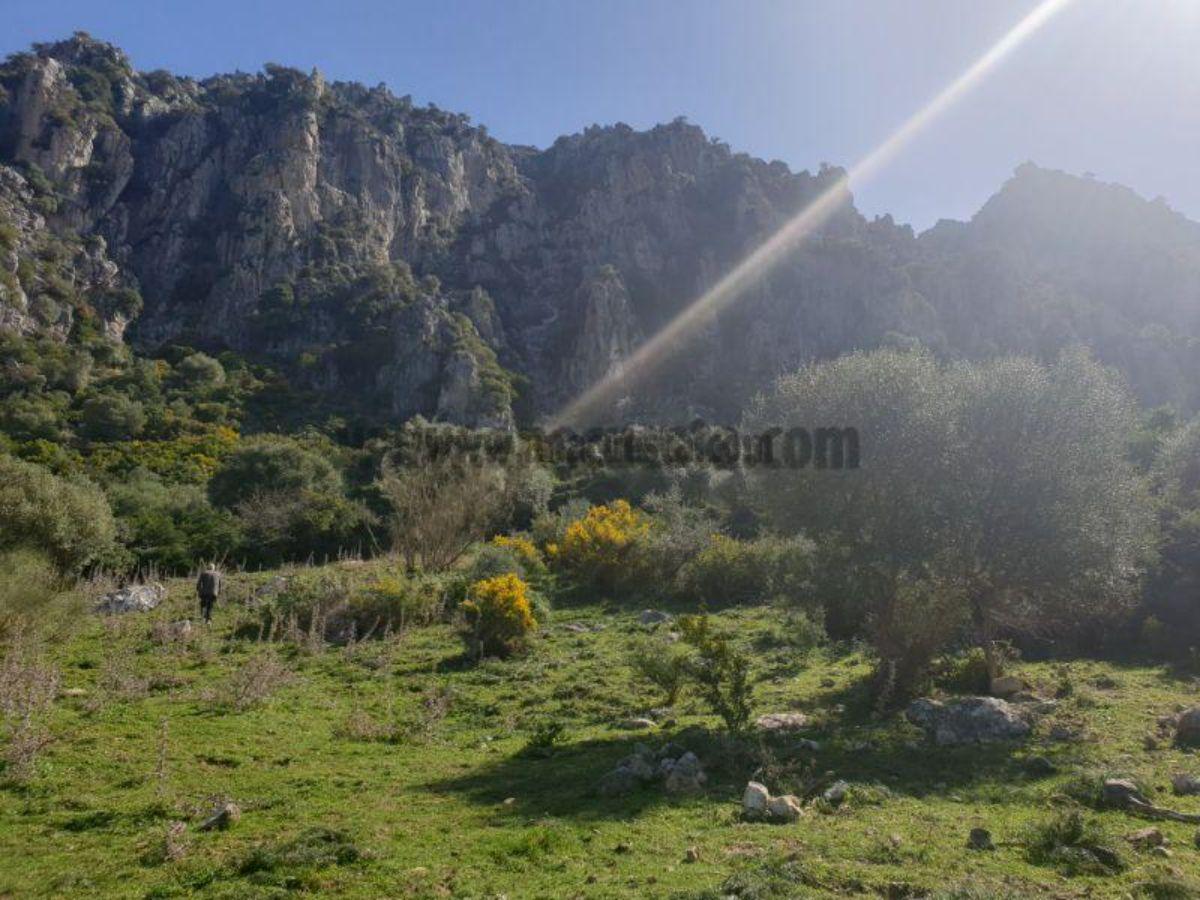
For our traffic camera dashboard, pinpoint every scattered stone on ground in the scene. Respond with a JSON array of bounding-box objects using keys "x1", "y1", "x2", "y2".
[
  {"x1": 793, "y1": 738, "x2": 821, "y2": 753},
  {"x1": 1175, "y1": 707, "x2": 1200, "y2": 746},
  {"x1": 989, "y1": 675, "x2": 1024, "y2": 698},
  {"x1": 199, "y1": 801, "x2": 241, "y2": 831},
  {"x1": 741, "y1": 781, "x2": 803, "y2": 822},
  {"x1": 967, "y1": 828, "x2": 994, "y2": 851},
  {"x1": 95, "y1": 583, "x2": 166, "y2": 615},
  {"x1": 1103, "y1": 777, "x2": 1200, "y2": 823},
  {"x1": 58, "y1": 687, "x2": 88, "y2": 698},
  {"x1": 766, "y1": 794, "x2": 803, "y2": 822},
  {"x1": 638, "y1": 610, "x2": 672, "y2": 626},
  {"x1": 906, "y1": 697, "x2": 1031, "y2": 746},
  {"x1": 755, "y1": 712, "x2": 809, "y2": 733},
  {"x1": 563, "y1": 622, "x2": 605, "y2": 634},
  {"x1": 743, "y1": 782, "x2": 770, "y2": 816},
  {"x1": 1172, "y1": 773, "x2": 1200, "y2": 796},
  {"x1": 822, "y1": 780, "x2": 850, "y2": 806},
  {"x1": 1125, "y1": 827, "x2": 1165, "y2": 849},
  {"x1": 599, "y1": 744, "x2": 706, "y2": 796},
  {"x1": 1047, "y1": 724, "x2": 1084, "y2": 743},
  {"x1": 820, "y1": 678, "x2": 836, "y2": 688},
  {"x1": 683, "y1": 846, "x2": 699, "y2": 863},
  {"x1": 1103, "y1": 778, "x2": 1146, "y2": 808}
]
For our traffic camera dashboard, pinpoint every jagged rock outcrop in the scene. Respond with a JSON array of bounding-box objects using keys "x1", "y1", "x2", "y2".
[{"x1": 3, "y1": 33, "x2": 1200, "y2": 427}]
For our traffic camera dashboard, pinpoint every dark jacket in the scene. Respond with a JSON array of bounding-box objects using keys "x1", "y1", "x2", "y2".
[{"x1": 197, "y1": 570, "x2": 221, "y2": 599}]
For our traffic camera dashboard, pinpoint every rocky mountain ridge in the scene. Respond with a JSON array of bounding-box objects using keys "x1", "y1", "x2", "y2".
[{"x1": 2, "y1": 33, "x2": 1198, "y2": 428}]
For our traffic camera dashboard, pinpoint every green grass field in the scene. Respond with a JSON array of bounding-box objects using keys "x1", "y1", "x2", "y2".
[{"x1": 3, "y1": 562, "x2": 1200, "y2": 899}]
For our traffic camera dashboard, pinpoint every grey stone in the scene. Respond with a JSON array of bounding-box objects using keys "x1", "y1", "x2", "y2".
[
  {"x1": 766, "y1": 794, "x2": 803, "y2": 822},
  {"x1": 1172, "y1": 773, "x2": 1200, "y2": 795},
  {"x1": 1175, "y1": 707, "x2": 1200, "y2": 747},
  {"x1": 95, "y1": 583, "x2": 165, "y2": 614},
  {"x1": 755, "y1": 712, "x2": 809, "y2": 733},
  {"x1": 199, "y1": 802, "x2": 240, "y2": 831},
  {"x1": 906, "y1": 697, "x2": 1030, "y2": 746}
]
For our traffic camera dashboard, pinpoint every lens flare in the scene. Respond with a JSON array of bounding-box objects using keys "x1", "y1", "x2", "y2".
[{"x1": 551, "y1": 0, "x2": 1075, "y2": 429}]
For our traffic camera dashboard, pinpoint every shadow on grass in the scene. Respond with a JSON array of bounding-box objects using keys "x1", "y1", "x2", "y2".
[{"x1": 427, "y1": 713, "x2": 1049, "y2": 823}]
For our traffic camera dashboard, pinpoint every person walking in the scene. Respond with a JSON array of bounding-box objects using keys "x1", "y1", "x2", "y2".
[{"x1": 196, "y1": 563, "x2": 222, "y2": 624}]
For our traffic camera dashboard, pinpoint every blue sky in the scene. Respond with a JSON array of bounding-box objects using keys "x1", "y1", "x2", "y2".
[{"x1": 4, "y1": 0, "x2": 1198, "y2": 230}]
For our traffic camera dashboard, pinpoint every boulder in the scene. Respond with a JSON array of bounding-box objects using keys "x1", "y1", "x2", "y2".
[
  {"x1": 1126, "y1": 827, "x2": 1165, "y2": 849},
  {"x1": 1172, "y1": 773, "x2": 1200, "y2": 796},
  {"x1": 1175, "y1": 707, "x2": 1200, "y2": 747},
  {"x1": 906, "y1": 697, "x2": 1030, "y2": 746},
  {"x1": 199, "y1": 802, "x2": 241, "y2": 831},
  {"x1": 742, "y1": 781, "x2": 770, "y2": 816},
  {"x1": 766, "y1": 794, "x2": 803, "y2": 822},
  {"x1": 755, "y1": 712, "x2": 809, "y2": 733},
  {"x1": 664, "y1": 751, "x2": 706, "y2": 793},
  {"x1": 822, "y1": 780, "x2": 850, "y2": 806},
  {"x1": 1103, "y1": 778, "x2": 1146, "y2": 808},
  {"x1": 95, "y1": 583, "x2": 165, "y2": 615}
]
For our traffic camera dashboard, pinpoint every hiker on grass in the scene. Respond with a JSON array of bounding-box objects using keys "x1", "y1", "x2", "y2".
[{"x1": 196, "y1": 563, "x2": 222, "y2": 624}]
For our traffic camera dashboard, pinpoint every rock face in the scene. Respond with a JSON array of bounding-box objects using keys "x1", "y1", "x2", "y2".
[
  {"x1": 906, "y1": 697, "x2": 1031, "y2": 746},
  {"x1": 6, "y1": 35, "x2": 1200, "y2": 426}
]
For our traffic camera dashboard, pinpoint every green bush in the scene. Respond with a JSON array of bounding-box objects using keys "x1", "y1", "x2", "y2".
[
  {"x1": 628, "y1": 635, "x2": 690, "y2": 705},
  {"x1": 678, "y1": 534, "x2": 815, "y2": 607},
  {"x1": 208, "y1": 436, "x2": 344, "y2": 509},
  {"x1": 0, "y1": 548, "x2": 63, "y2": 638},
  {"x1": 678, "y1": 614, "x2": 754, "y2": 733},
  {"x1": 0, "y1": 454, "x2": 117, "y2": 573}
]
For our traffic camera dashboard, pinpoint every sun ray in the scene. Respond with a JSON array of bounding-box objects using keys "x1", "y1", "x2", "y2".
[{"x1": 550, "y1": 0, "x2": 1076, "y2": 429}]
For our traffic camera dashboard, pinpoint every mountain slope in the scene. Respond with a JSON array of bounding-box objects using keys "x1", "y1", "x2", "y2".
[{"x1": 2, "y1": 33, "x2": 1198, "y2": 431}]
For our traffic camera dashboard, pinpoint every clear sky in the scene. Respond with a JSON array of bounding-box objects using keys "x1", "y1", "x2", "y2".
[{"x1": 4, "y1": 0, "x2": 1198, "y2": 230}]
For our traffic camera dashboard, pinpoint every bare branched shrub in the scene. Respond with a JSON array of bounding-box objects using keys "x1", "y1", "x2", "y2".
[
  {"x1": 377, "y1": 455, "x2": 512, "y2": 572},
  {"x1": 0, "y1": 629, "x2": 60, "y2": 783},
  {"x1": 98, "y1": 643, "x2": 150, "y2": 702},
  {"x1": 212, "y1": 652, "x2": 293, "y2": 712}
]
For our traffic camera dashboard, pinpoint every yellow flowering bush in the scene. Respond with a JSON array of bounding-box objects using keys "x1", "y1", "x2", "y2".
[
  {"x1": 548, "y1": 500, "x2": 653, "y2": 593},
  {"x1": 460, "y1": 573, "x2": 537, "y2": 658},
  {"x1": 491, "y1": 534, "x2": 542, "y2": 570}
]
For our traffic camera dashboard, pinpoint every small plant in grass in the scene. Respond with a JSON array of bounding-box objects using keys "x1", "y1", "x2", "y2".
[
  {"x1": 522, "y1": 719, "x2": 566, "y2": 757},
  {"x1": 678, "y1": 613, "x2": 754, "y2": 734},
  {"x1": 459, "y1": 573, "x2": 536, "y2": 660},
  {"x1": 1024, "y1": 810, "x2": 1123, "y2": 876},
  {"x1": 627, "y1": 636, "x2": 689, "y2": 705}
]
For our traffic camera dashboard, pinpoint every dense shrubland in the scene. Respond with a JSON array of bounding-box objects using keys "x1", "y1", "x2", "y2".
[{"x1": 1, "y1": 344, "x2": 1199, "y2": 705}]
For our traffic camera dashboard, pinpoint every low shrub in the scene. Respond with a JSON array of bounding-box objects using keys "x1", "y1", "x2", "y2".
[
  {"x1": 628, "y1": 635, "x2": 690, "y2": 705},
  {"x1": 1024, "y1": 810, "x2": 1123, "y2": 876},
  {"x1": 459, "y1": 573, "x2": 537, "y2": 659},
  {"x1": 678, "y1": 533, "x2": 815, "y2": 607},
  {"x1": 678, "y1": 613, "x2": 754, "y2": 733}
]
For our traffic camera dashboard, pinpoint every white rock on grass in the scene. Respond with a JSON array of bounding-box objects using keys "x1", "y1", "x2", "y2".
[
  {"x1": 743, "y1": 781, "x2": 770, "y2": 815},
  {"x1": 765, "y1": 794, "x2": 803, "y2": 822}
]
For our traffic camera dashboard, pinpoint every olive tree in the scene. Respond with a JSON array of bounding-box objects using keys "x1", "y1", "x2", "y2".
[{"x1": 745, "y1": 348, "x2": 1155, "y2": 698}]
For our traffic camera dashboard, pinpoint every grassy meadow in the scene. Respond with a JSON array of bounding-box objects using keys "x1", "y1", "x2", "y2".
[{"x1": 2, "y1": 561, "x2": 1200, "y2": 899}]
